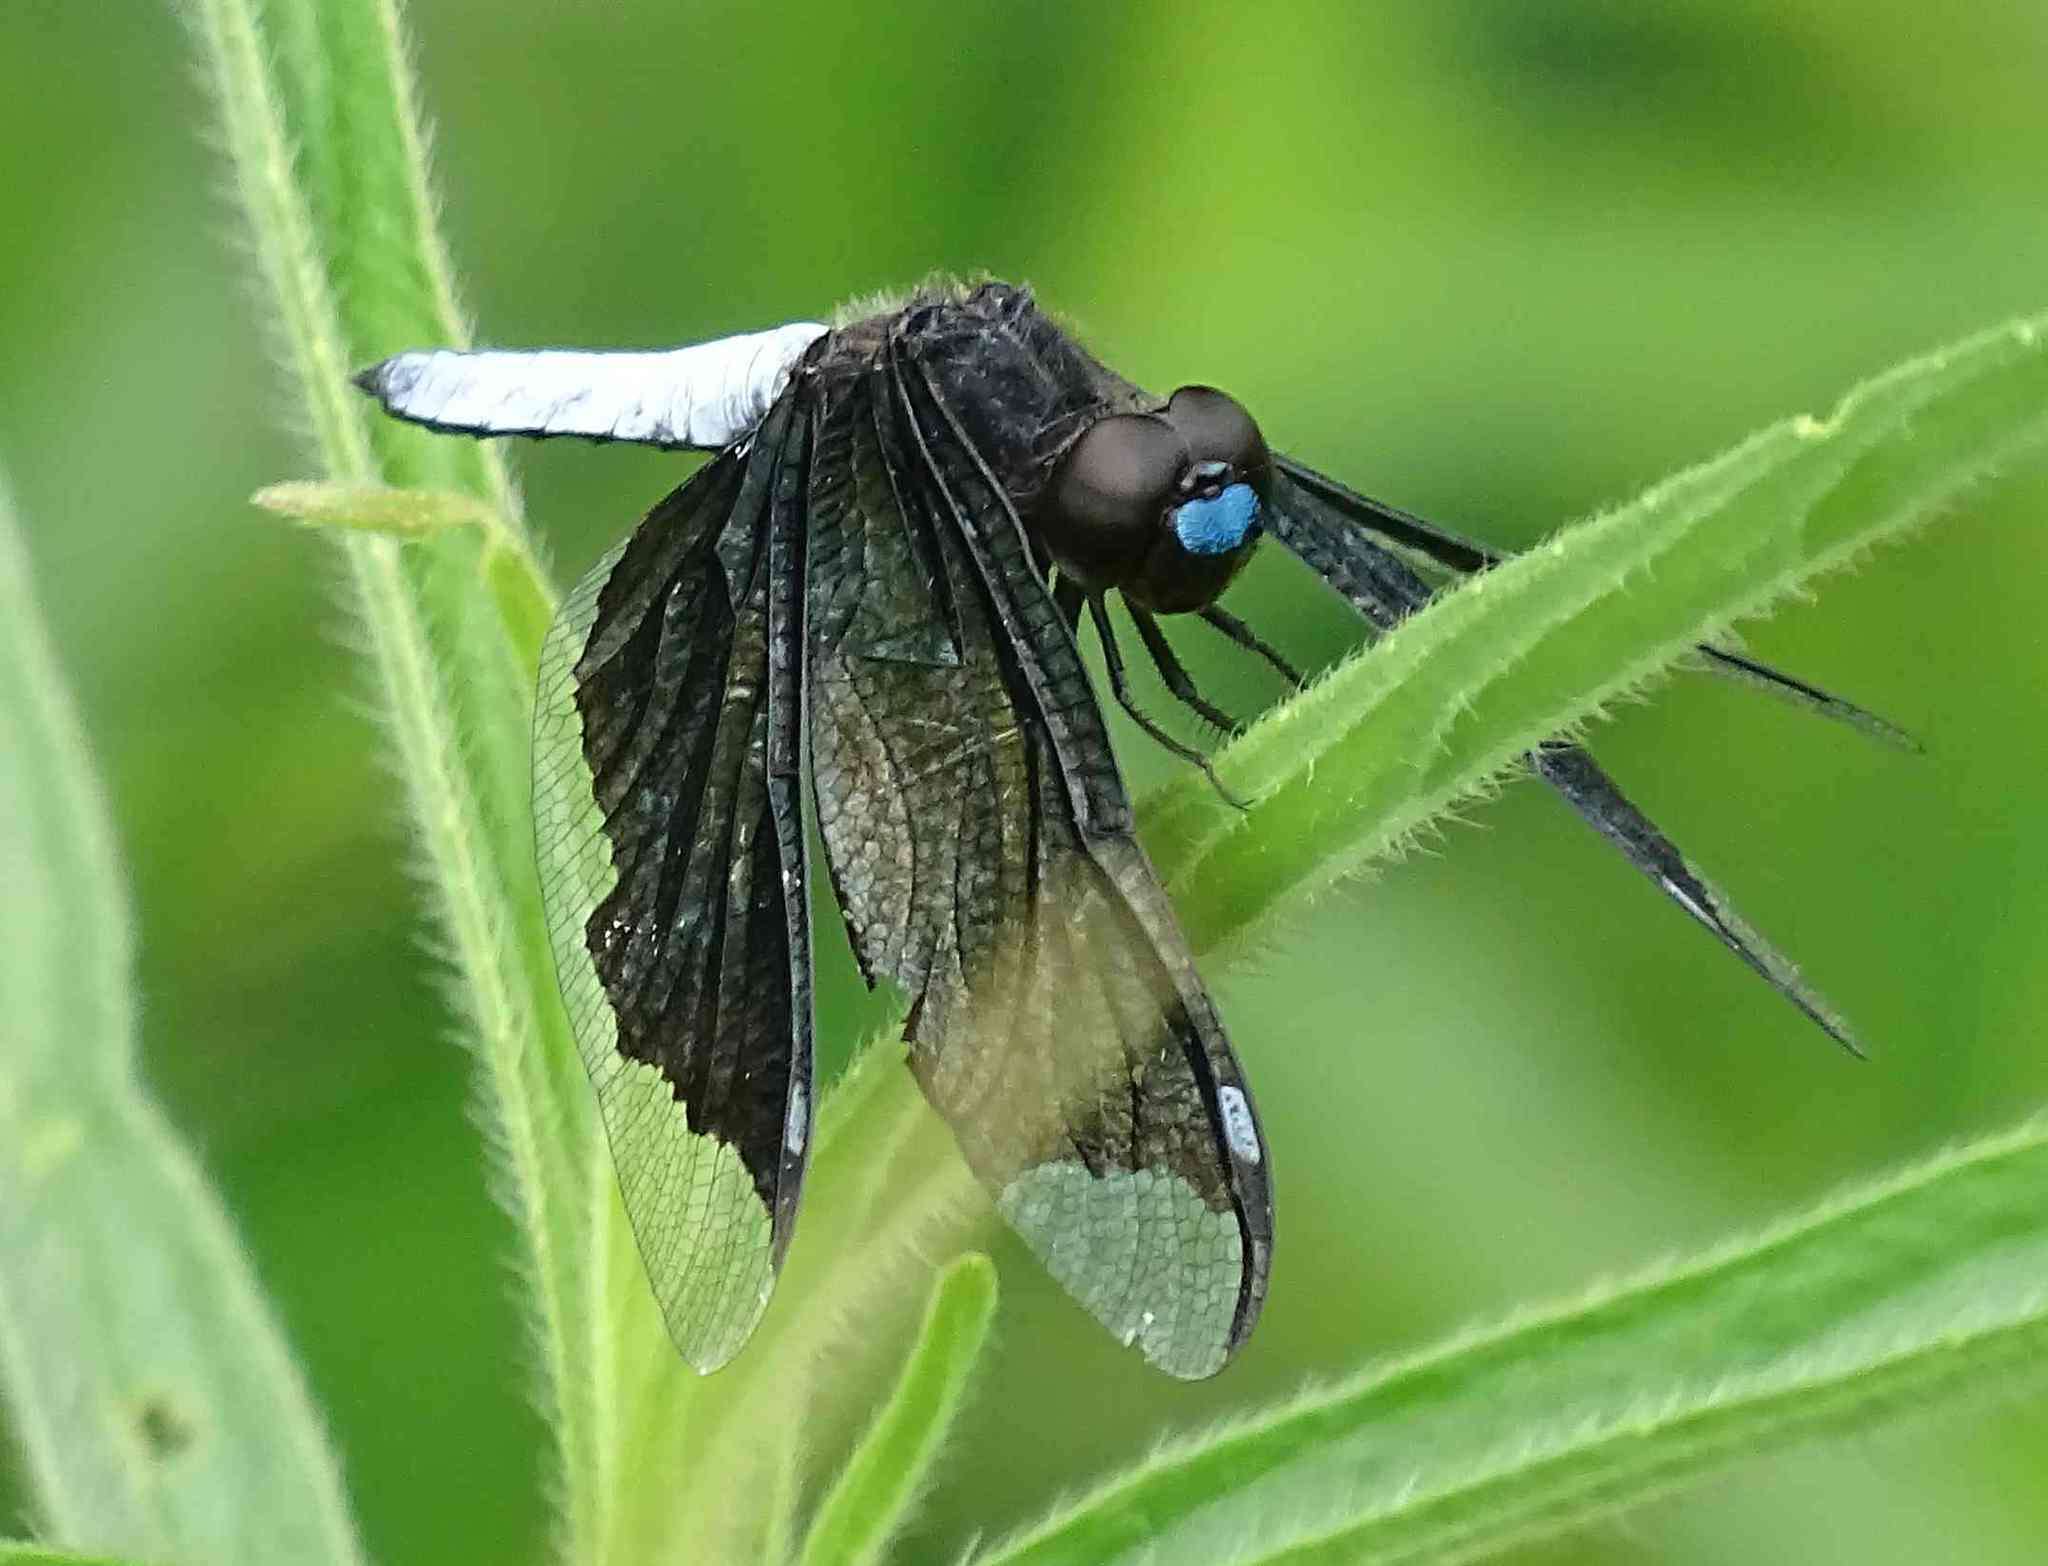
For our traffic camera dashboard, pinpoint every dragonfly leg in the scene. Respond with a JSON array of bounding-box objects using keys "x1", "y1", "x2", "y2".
[
  {"x1": 1129, "y1": 606, "x2": 1248, "y2": 734},
  {"x1": 1195, "y1": 603, "x2": 1307, "y2": 689},
  {"x1": 1087, "y1": 597, "x2": 1249, "y2": 810}
]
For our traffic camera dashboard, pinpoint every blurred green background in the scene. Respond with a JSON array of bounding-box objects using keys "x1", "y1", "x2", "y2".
[{"x1": 6, "y1": 0, "x2": 2048, "y2": 1560}]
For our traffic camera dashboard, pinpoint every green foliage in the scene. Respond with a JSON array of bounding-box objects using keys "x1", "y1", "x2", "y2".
[
  {"x1": 180, "y1": 12, "x2": 992, "y2": 1562},
  {"x1": 1148, "y1": 312, "x2": 2048, "y2": 960},
  {"x1": 181, "y1": 0, "x2": 604, "y2": 1557},
  {"x1": 983, "y1": 1119, "x2": 2048, "y2": 1566},
  {"x1": 0, "y1": 477, "x2": 363, "y2": 1565},
  {"x1": 253, "y1": 479, "x2": 500, "y2": 539},
  {"x1": 0, "y1": 0, "x2": 2038, "y2": 1562},
  {"x1": 798, "y1": 1255, "x2": 1000, "y2": 1566}
]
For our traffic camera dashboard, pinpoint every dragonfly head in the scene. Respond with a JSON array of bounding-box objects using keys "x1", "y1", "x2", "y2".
[{"x1": 1039, "y1": 386, "x2": 1272, "y2": 614}]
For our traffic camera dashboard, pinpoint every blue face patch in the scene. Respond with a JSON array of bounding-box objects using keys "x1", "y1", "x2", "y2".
[{"x1": 1172, "y1": 483, "x2": 1261, "y2": 557}]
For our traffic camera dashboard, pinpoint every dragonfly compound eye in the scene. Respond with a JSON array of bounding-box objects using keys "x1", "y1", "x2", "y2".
[
  {"x1": 1164, "y1": 385, "x2": 1272, "y2": 492},
  {"x1": 1111, "y1": 386, "x2": 1273, "y2": 614},
  {"x1": 1040, "y1": 412, "x2": 1189, "y2": 591}
]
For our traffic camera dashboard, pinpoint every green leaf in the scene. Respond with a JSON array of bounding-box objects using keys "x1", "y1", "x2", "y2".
[
  {"x1": 983, "y1": 1116, "x2": 2048, "y2": 1566},
  {"x1": 0, "y1": 475, "x2": 365, "y2": 1566},
  {"x1": 253, "y1": 481, "x2": 554, "y2": 650},
  {"x1": 797, "y1": 1254, "x2": 1000, "y2": 1566},
  {"x1": 259, "y1": 0, "x2": 525, "y2": 524},
  {"x1": 1147, "y1": 313, "x2": 2048, "y2": 962},
  {"x1": 252, "y1": 478, "x2": 498, "y2": 538},
  {"x1": 184, "y1": 11, "x2": 961, "y2": 1566},
  {"x1": 0, "y1": 1546, "x2": 151, "y2": 1566},
  {"x1": 178, "y1": 1, "x2": 610, "y2": 1559}
]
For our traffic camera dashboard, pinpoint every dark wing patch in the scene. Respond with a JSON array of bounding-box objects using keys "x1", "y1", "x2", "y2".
[
  {"x1": 1273, "y1": 453, "x2": 1911, "y2": 745},
  {"x1": 1267, "y1": 465, "x2": 1860, "y2": 1049},
  {"x1": 1529, "y1": 742, "x2": 1856, "y2": 1048},
  {"x1": 533, "y1": 399, "x2": 815, "y2": 1371},
  {"x1": 1275, "y1": 453, "x2": 1496, "y2": 576},
  {"x1": 800, "y1": 347, "x2": 1271, "y2": 1378}
]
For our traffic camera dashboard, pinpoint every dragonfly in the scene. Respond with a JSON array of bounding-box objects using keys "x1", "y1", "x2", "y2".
[{"x1": 356, "y1": 278, "x2": 1897, "y2": 1380}]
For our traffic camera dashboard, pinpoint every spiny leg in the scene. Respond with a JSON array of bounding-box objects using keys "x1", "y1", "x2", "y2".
[
  {"x1": 1086, "y1": 596, "x2": 1249, "y2": 810},
  {"x1": 1196, "y1": 603, "x2": 1307, "y2": 689},
  {"x1": 1128, "y1": 606, "x2": 1248, "y2": 735}
]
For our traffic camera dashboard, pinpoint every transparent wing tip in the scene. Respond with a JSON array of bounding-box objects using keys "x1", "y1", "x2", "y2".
[{"x1": 1702, "y1": 647, "x2": 1922, "y2": 756}]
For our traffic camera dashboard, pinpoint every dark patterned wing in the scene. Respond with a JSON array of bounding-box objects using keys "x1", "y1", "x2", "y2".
[
  {"x1": 532, "y1": 396, "x2": 815, "y2": 1371},
  {"x1": 799, "y1": 343, "x2": 1271, "y2": 1378},
  {"x1": 1267, "y1": 460, "x2": 1859, "y2": 1049},
  {"x1": 1274, "y1": 454, "x2": 1912, "y2": 747}
]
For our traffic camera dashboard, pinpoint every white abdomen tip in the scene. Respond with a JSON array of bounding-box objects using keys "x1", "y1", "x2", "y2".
[{"x1": 355, "y1": 320, "x2": 828, "y2": 450}]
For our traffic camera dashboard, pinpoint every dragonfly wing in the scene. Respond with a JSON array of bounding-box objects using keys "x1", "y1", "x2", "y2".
[
  {"x1": 532, "y1": 395, "x2": 816, "y2": 1371},
  {"x1": 1269, "y1": 464, "x2": 1860, "y2": 1052},
  {"x1": 1272, "y1": 452, "x2": 1909, "y2": 745},
  {"x1": 798, "y1": 340, "x2": 1276, "y2": 1378}
]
